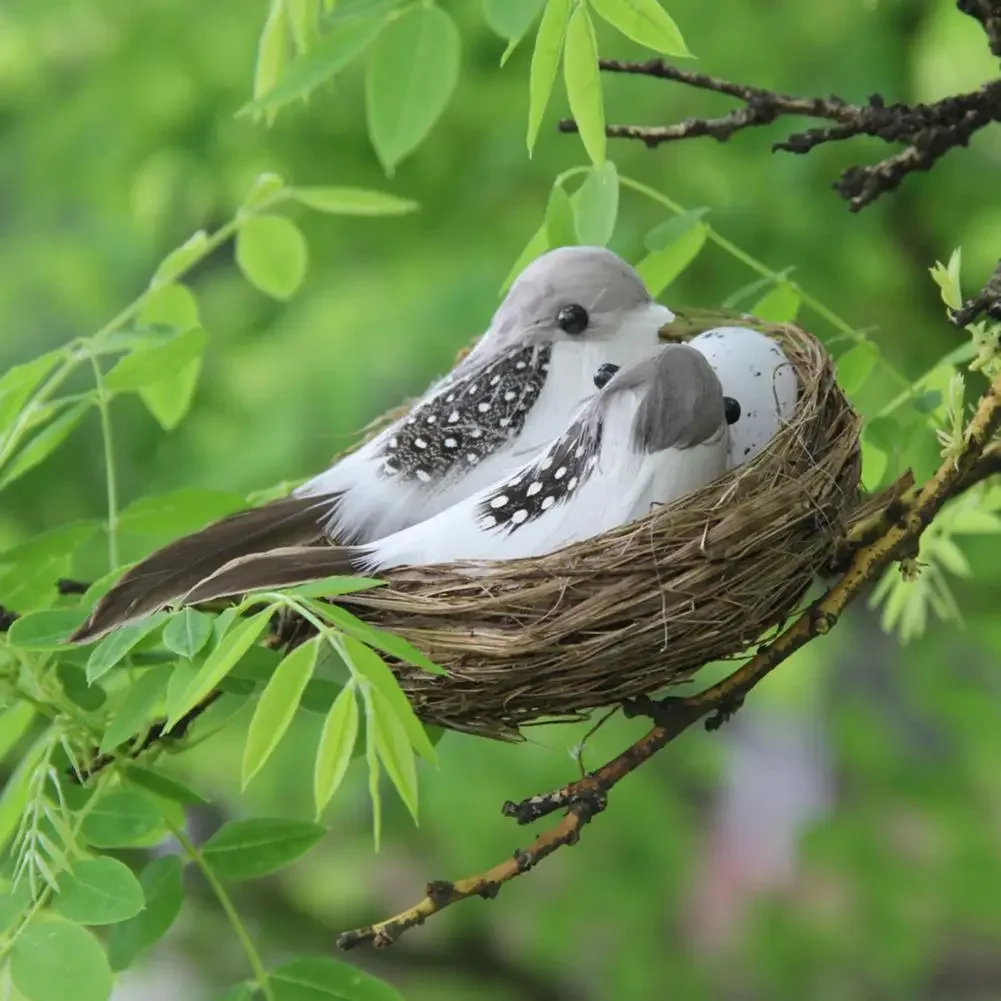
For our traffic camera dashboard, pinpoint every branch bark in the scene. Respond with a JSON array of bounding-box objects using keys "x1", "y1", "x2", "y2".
[
  {"x1": 558, "y1": 2, "x2": 1001, "y2": 211},
  {"x1": 338, "y1": 345, "x2": 1001, "y2": 948}
]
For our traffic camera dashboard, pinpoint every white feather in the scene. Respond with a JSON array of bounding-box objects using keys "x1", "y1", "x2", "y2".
[
  {"x1": 298, "y1": 300, "x2": 673, "y2": 542},
  {"x1": 357, "y1": 364, "x2": 727, "y2": 572}
]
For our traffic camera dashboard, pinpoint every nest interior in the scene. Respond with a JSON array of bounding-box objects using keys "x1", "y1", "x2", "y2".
[{"x1": 318, "y1": 312, "x2": 864, "y2": 738}]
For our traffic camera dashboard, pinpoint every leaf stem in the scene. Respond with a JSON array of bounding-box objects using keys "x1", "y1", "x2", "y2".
[
  {"x1": 617, "y1": 173, "x2": 911, "y2": 390},
  {"x1": 87, "y1": 358, "x2": 119, "y2": 570},
  {"x1": 168, "y1": 821, "x2": 275, "y2": 1001}
]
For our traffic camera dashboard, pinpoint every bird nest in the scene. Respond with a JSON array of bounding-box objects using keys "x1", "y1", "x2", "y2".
[{"x1": 300, "y1": 310, "x2": 864, "y2": 738}]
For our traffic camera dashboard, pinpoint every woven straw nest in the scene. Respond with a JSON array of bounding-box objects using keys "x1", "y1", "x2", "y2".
[{"x1": 298, "y1": 310, "x2": 864, "y2": 738}]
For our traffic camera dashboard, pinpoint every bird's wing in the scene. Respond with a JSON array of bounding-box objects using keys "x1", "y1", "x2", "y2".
[
  {"x1": 182, "y1": 543, "x2": 365, "y2": 607},
  {"x1": 69, "y1": 494, "x2": 340, "y2": 643},
  {"x1": 299, "y1": 342, "x2": 555, "y2": 541}
]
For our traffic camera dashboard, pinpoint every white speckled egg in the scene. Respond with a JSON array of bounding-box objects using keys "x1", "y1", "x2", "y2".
[{"x1": 689, "y1": 326, "x2": 799, "y2": 468}]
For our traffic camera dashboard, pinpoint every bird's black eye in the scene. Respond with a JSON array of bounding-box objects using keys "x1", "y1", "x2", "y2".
[
  {"x1": 593, "y1": 363, "x2": 619, "y2": 389},
  {"x1": 556, "y1": 303, "x2": 589, "y2": 335},
  {"x1": 724, "y1": 397, "x2": 741, "y2": 425}
]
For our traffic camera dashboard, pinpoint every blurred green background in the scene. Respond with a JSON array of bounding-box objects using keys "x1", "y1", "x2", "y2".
[{"x1": 3, "y1": 0, "x2": 1001, "y2": 998}]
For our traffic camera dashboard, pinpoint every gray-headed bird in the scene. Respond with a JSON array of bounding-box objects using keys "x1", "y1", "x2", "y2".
[
  {"x1": 179, "y1": 344, "x2": 736, "y2": 602},
  {"x1": 72, "y1": 246, "x2": 672, "y2": 642}
]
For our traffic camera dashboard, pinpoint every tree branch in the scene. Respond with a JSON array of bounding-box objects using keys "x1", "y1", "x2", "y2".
[
  {"x1": 952, "y1": 258, "x2": 1001, "y2": 327},
  {"x1": 960, "y1": 0, "x2": 1001, "y2": 56},
  {"x1": 336, "y1": 800, "x2": 601, "y2": 950},
  {"x1": 558, "y1": 2, "x2": 1001, "y2": 211},
  {"x1": 337, "y1": 347, "x2": 1001, "y2": 948}
]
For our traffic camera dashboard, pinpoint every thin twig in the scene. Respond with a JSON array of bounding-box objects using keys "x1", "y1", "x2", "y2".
[
  {"x1": 337, "y1": 353, "x2": 1001, "y2": 947},
  {"x1": 952, "y1": 259, "x2": 1001, "y2": 327},
  {"x1": 336, "y1": 799, "x2": 602, "y2": 950},
  {"x1": 557, "y1": 2, "x2": 1001, "y2": 212}
]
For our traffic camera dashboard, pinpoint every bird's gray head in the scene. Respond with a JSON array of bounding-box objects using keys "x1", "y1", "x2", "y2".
[
  {"x1": 601, "y1": 344, "x2": 731, "y2": 453},
  {"x1": 490, "y1": 246, "x2": 658, "y2": 349}
]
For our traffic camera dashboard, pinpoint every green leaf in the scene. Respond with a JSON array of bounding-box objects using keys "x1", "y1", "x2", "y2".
[
  {"x1": 104, "y1": 328, "x2": 207, "y2": 394},
  {"x1": 242, "y1": 15, "x2": 387, "y2": 115},
  {"x1": 138, "y1": 283, "x2": 200, "y2": 330},
  {"x1": 81, "y1": 790, "x2": 165, "y2": 849},
  {"x1": 137, "y1": 357, "x2": 203, "y2": 430},
  {"x1": 563, "y1": 5, "x2": 605, "y2": 166},
  {"x1": 236, "y1": 215, "x2": 308, "y2": 301},
  {"x1": 10, "y1": 918, "x2": 113, "y2": 1001},
  {"x1": 365, "y1": 705, "x2": 381, "y2": 852},
  {"x1": 99, "y1": 665, "x2": 173, "y2": 753},
  {"x1": 949, "y1": 507, "x2": 1001, "y2": 534},
  {"x1": 184, "y1": 692, "x2": 251, "y2": 744},
  {"x1": 242, "y1": 173, "x2": 286, "y2": 214},
  {"x1": 836, "y1": 341, "x2": 880, "y2": 397},
  {"x1": 124, "y1": 766, "x2": 209, "y2": 805},
  {"x1": 288, "y1": 0, "x2": 321, "y2": 52},
  {"x1": 7, "y1": 609, "x2": 89, "y2": 650},
  {"x1": 300, "y1": 677, "x2": 346, "y2": 714},
  {"x1": 151, "y1": 230, "x2": 210, "y2": 287},
  {"x1": 588, "y1": 0, "x2": 691, "y2": 56},
  {"x1": 0, "y1": 350, "x2": 64, "y2": 438},
  {"x1": 341, "y1": 635, "x2": 437, "y2": 764},
  {"x1": 164, "y1": 661, "x2": 197, "y2": 721},
  {"x1": 365, "y1": 5, "x2": 460, "y2": 173},
  {"x1": 483, "y1": 0, "x2": 546, "y2": 42},
  {"x1": 751, "y1": 282, "x2": 801, "y2": 323},
  {"x1": 270, "y1": 956, "x2": 406, "y2": 1001},
  {"x1": 201, "y1": 818, "x2": 326, "y2": 880},
  {"x1": 166, "y1": 610, "x2": 273, "y2": 729},
  {"x1": 53, "y1": 858, "x2": 146, "y2": 925},
  {"x1": 721, "y1": 274, "x2": 778, "y2": 310},
  {"x1": 216, "y1": 986, "x2": 256, "y2": 1001},
  {"x1": 254, "y1": 0, "x2": 290, "y2": 110},
  {"x1": 368, "y1": 688, "x2": 418, "y2": 820},
  {"x1": 643, "y1": 208, "x2": 709, "y2": 251},
  {"x1": 314, "y1": 683, "x2": 360, "y2": 815},
  {"x1": 0, "y1": 400, "x2": 90, "y2": 491},
  {"x1": 929, "y1": 247, "x2": 963, "y2": 311},
  {"x1": 634, "y1": 222, "x2": 708, "y2": 297},
  {"x1": 284, "y1": 576, "x2": 386, "y2": 599},
  {"x1": 864, "y1": 415, "x2": 903, "y2": 454},
  {"x1": 107, "y1": 856, "x2": 184, "y2": 972},
  {"x1": 242, "y1": 639, "x2": 319, "y2": 787},
  {"x1": 57, "y1": 663, "x2": 107, "y2": 712},
  {"x1": 574, "y1": 161, "x2": 619, "y2": 246},
  {"x1": 289, "y1": 187, "x2": 419, "y2": 216},
  {"x1": 545, "y1": 184, "x2": 577, "y2": 249},
  {"x1": 0, "y1": 878, "x2": 32, "y2": 934},
  {"x1": 912, "y1": 390, "x2": 943, "y2": 414},
  {"x1": 0, "y1": 520, "x2": 100, "y2": 571},
  {"x1": 162, "y1": 608, "x2": 216, "y2": 659},
  {"x1": 118, "y1": 488, "x2": 246, "y2": 537},
  {"x1": 0, "y1": 701, "x2": 34, "y2": 764},
  {"x1": 85, "y1": 615, "x2": 168, "y2": 684},
  {"x1": 527, "y1": 0, "x2": 571, "y2": 155},
  {"x1": 308, "y1": 602, "x2": 445, "y2": 675}
]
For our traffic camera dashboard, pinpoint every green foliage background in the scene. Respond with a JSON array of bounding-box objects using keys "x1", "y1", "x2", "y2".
[{"x1": 3, "y1": 0, "x2": 1001, "y2": 998}]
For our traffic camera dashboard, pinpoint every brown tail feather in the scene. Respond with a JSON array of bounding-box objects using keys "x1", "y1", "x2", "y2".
[
  {"x1": 69, "y1": 495, "x2": 339, "y2": 643},
  {"x1": 183, "y1": 545, "x2": 367, "y2": 606}
]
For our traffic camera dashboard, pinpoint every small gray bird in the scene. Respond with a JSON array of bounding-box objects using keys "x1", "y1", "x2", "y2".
[
  {"x1": 180, "y1": 344, "x2": 735, "y2": 602},
  {"x1": 72, "y1": 247, "x2": 672, "y2": 642}
]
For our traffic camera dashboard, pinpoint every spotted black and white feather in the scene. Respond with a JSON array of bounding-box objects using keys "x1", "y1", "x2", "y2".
[
  {"x1": 72, "y1": 247, "x2": 673, "y2": 642},
  {"x1": 181, "y1": 345, "x2": 733, "y2": 602}
]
